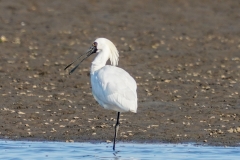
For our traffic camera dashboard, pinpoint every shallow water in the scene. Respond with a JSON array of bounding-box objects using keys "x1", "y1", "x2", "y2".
[{"x1": 0, "y1": 140, "x2": 239, "y2": 160}]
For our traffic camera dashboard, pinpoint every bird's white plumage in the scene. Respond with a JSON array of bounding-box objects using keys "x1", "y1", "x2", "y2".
[
  {"x1": 90, "y1": 38, "x2": 137, "y2": 113},
  {"x1": 65, "y1": 38, "x2": 137, "y2": 150},
  {"x1": 91, "y1": 65, "x2": 137, "y2": 112}
]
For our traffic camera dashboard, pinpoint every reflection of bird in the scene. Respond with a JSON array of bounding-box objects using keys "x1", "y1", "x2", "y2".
[{"x1": 65, "y1": 38, "x2": 138, "y2": 151}]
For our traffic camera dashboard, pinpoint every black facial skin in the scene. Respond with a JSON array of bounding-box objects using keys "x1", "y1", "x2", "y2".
[{"x1": 91, "y1": 42, "x2": 98, "y2": 54}]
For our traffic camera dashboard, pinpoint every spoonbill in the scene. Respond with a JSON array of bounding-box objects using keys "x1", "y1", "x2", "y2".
[{"x1": 65, "y1": 38, "x2": 138, "y2": 151}]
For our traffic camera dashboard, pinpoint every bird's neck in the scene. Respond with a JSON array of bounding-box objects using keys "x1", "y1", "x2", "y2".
[{"x1": 91, "y1": 49, "x2": 110, "y2": 74}]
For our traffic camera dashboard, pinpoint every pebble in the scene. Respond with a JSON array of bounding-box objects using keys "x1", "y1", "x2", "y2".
[
  {"x1": 106, "y1": 140, "x2": 111, "y2": 143},
  {"x1": 236, "y1": 127, "x2": 240, "y2": 133},
  {"x1": 227, "y1": 128, "x2": 234, "y2": 133},
  {"x1": 0, "y1": 35, "x2": 7, "y2": 42}
]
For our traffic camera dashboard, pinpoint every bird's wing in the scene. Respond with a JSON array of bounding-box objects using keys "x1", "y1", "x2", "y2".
[
  {"x1": 92, "y1": 65, "x2": 137, "y2": 112},
  {"x1": 99, "y1": 66, "x2": 136, "y2": 95}
]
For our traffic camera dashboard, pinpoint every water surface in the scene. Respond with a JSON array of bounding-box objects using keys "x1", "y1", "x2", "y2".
[{"x1": 0, "y1": 140, "x2": 239, "y2": 160}]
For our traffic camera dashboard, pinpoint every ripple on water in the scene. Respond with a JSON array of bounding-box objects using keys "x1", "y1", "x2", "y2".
[{"x1": 0, "y1": 140, "x2": 240, "y2": 160}]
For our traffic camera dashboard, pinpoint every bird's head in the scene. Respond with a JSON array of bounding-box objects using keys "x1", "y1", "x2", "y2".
[
  {"x1": 94, "y1": 38, "x2": 119, "y2": 66},
  {"x1": 64, "y1": 38, "x2": 118, "y2": 74}
]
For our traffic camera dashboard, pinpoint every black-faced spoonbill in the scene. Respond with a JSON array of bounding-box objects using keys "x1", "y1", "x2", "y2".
[{"x1": 65, "y1": 38, "x2": 138, "y2": 151}]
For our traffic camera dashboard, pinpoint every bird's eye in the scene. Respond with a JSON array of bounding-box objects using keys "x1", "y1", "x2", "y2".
[{"x1": 93, "y1": 42, "x2": 98, "y2": 47}]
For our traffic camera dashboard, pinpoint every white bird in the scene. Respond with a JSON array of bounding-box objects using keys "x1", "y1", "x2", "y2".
[{"x1": 65, "y1": 38, "x2": 138, "y2": 151}]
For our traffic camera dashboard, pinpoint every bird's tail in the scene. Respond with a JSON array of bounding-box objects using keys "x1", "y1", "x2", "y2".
[{"x1": 129, "y1": 101, "x2": 138, "y2": 113}]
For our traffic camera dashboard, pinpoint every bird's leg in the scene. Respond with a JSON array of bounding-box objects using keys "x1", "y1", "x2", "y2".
[{"x1": 113, "y1": 112, "x2": 120, "y2": 151}]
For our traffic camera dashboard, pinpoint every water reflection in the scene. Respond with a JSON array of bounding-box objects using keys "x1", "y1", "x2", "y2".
[{"x1": 0, "y1": 140, "x2": 239, "y2": 160}]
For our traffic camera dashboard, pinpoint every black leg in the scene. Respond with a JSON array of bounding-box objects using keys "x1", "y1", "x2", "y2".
[{"x1": 113, "y1": 112, "x2": 120, "y2": 151}]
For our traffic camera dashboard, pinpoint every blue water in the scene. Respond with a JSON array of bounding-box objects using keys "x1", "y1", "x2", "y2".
[{"x1": 0, "y1": 140, "x2": 239, "y2": 160}]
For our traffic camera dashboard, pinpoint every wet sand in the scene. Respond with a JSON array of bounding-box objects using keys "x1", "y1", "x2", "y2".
[{"x1": 0, "y1": 0, "x2": 240, "y2": 146}]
